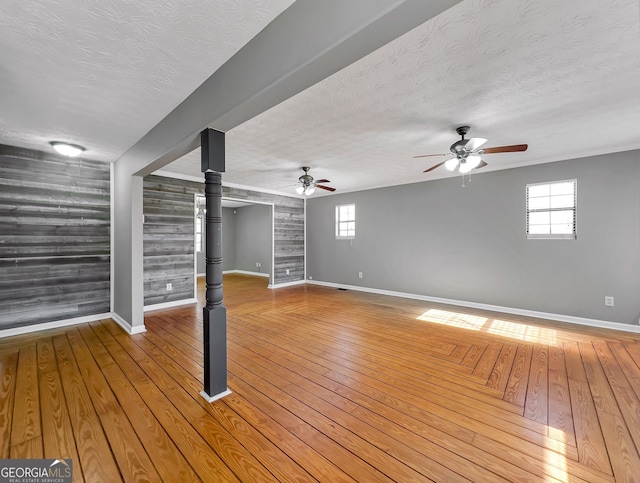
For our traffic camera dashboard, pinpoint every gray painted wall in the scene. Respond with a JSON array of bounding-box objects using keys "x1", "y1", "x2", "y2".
[
  {"x1": 232, "y1": 204, "x2": 272, "y2": 276},
  {"x1": 0, "y1": 145, "x2": 111, "y2": 329},
  {"x1": 221, "y1": 207, "x2": 236, "y2": 272},
  {"x1": 307, "y1": 150, "x2": 640, "y2": 326}
]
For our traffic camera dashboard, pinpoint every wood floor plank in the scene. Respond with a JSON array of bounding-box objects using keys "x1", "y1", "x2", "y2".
[
  {"x1": 36, "y1": 341, "x2": 85, "y2": 482},
  {"x1": 486, "y1": 343, "x2": 517, "y2": 393},
  {"x1": 118, "y1": 323, "x2": 322, "y2": 483},
  {"x1": 548, "y1": 344, "x2": 576, "y2": 447},
  {"x1": 52, "y1": 334, "x2": 122, "y2": 482},
  {"x1": 90, "y1": 321, "x2": 241, "y2": 482},
  {"x1": 2, "y1": 273, "x2": 639, "y2": 482},
  {"x1": 10, "y1": 344, "x2": 42, "y2": 458},
  {"x1": 0, "y1": 352, "x2": 18, "y2": 458},
  {"x1": 564, "y1": 342, "x2": 612, "y2": 475},
  {"x1": 472, "y1": 342, "x2": 503, "y2": 380},
  {"x1": 609, "y1": 341, "x2": 640, "y2": 403},
  {"x1": 77, "y1": 325, "x2": 200, "y2": 482},
  {"x1": 524, "y1": 344, "x2": 548, "y2": 425},
  {"x1": 65, "y1": 328, "x2": 161, "y2": 482},
  {"x1": 231, "y1": 316, "x2": 579, "y2": 461},
  {"x1": 503, "y1": 344, "x2": 533, "y2": 408}
]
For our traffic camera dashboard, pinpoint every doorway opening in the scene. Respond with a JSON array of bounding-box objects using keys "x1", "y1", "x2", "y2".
[{"x1": 194, "y1": 195, "x2": 274, "y2": 294}]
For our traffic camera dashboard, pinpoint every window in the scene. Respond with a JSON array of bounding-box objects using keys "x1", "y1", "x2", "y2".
[
  {"x1": 526, "y1": 179, "x2": 576, "y2": 239},
  {"x1": 195, "y1": 202, "x2": 205, "y2": 252},
  {"x1": 336, "y1": 204, "x2": 355, "y2": 239}
]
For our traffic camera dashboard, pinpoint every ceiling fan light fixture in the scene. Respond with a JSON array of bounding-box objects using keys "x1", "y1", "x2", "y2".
[
  {"x1": 50, "y1": 141, "x2": 85, "y2": 157},
  {"x1": 458, "y1": 161, "x2": 474, "y2": 174},
  {"x1": 465, "y1": 155, "x2": 482, "y2": 170},
  {"x1": 295, "y1": 185, "x2": 305, "y2": 195},
  {"x1": 445, "y1": 157, "x2": 459, "y2": 171},
  {"x1": 305, "y1": 186, "x2": 315, "y2": 196}
]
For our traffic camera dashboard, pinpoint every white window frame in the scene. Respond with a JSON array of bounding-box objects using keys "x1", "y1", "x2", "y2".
[
  {"x1": 195, "y1": 199, "x2": 205, "y2": 253},
  {"x1": 335, "y1": 203, "x2": 355, "y2": 239},
  {"x1": 526, "y1": 179, "x2": 577, "y2": 240}
]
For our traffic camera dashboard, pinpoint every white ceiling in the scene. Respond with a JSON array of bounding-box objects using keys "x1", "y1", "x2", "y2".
[
  {"x1": 164, "y1": 0, "x2": 640, "y2": 195},
  {"x1": 0, "y1": 0, "x2": 295, "y2": 161},
  {"x1": 1, "y1": 0, "x2": 639, "y2": 197}
]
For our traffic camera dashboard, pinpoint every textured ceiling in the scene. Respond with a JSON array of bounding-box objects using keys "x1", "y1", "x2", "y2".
[
  {"x1": 0, "y1": 0, "x2": 295, "y2": 161},
  {"x1": 164, "y1": 0, "x2": 640, "y2": 195},
  {"x1": 1, "y1": 0, "x2": 639, "y2": 197}
]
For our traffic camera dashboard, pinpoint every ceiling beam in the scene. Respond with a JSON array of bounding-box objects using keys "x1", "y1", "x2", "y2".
[{"x1": 116, "y1": 0, "x2": 460, "y2": 176}]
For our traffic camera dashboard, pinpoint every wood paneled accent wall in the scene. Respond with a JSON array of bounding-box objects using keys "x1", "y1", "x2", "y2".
[
  {"x1": 0, "y1": 145, "x2": 111, "y2": 330},
  {"x1": 143, "y1": 175, "x2": 304, "y2": 306}
]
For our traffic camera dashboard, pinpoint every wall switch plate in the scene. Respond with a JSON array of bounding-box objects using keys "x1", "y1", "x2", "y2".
[
  {"x1": 166, "y1": 283, "x2": 172, "y2": 291},
  {"x1": 604, "y1": 296, "x2": 614, "y2": 307},
  {"x1": 286, "y1": 269, "x2": 290, "y2": 275}
]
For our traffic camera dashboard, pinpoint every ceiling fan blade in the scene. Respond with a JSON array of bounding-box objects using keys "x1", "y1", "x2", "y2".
[
  {"x1": 423, "y1": 160, "x2": 448, "y2": 173},
  {"x1": 476, "y1": 160, "x2": 488, "y2": 169},
  {"x1": 482, "y1": 144, "x2": 528, "y2": 154},
  {"x1": 316, "y1": 185, "x2": 336, "y2": 192},
  {"x1": 464, "y1": 137, "x2": 488, "y2": 151},
  {"x1": 413, "y1": 153, "x2": 448, "y2": 159},
  {"x1": 315, "y1": 179, "x2": 331, "y2": 184}
]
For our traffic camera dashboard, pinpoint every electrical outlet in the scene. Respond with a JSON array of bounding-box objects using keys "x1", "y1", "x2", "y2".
[
  {"x1": 166, "y1": 283, "x2": 172, "y2": 291},
  {"x1": 256, "y1": 262, "x2": 259, "y2": 267},
  {"x1": 286, "y1": 269, "x2": 290, "y2": 275},
  {"x1": 308, "y1": 276, "x2": 313, "y2": 280},
  {"x1": 604, "y1": 296, "x2": 614, "y2": 307},
  {"x1": 358, "y1": 272, "x2": 363, "y2": 279}
]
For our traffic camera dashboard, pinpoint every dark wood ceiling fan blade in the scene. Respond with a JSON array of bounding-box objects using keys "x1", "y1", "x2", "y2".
[
  {"x1": 476, "y1": 160, "x2": 488, "y2": 169},
  {"x1": 315, "y1": 179, "x2": 331, "y2": 183},
  {"x1": 423, "y1": 160, "x2": 447, "y2": 173},
  {"x1": 316, "y1": 185, "x2": 336, "y2": 192},
  {"x1": 482, "y1": 144, "x2": 528, "y2": 154},
  {"x1": 413, "y1": 153, "x2": 447, "y2": 159}
]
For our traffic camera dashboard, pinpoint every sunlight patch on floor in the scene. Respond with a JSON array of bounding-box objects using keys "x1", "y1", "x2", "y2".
[
  {"x1": 417, "y1": 309, "x2": 487, "y2": 330},
  {"x1": 544, "y1": 448, "x2": 569, "y2": 482},
  {"x1": 417, "y1": 309, "x2": 558, "y2": 344},
  {"x1": 489, "y1": 319, "x2": 558, "y2": 345}
]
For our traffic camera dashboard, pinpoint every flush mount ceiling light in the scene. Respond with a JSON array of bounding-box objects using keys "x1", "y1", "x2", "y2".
[{"x1": 50, "y1": 141, "x2": 85, "y2": 157}]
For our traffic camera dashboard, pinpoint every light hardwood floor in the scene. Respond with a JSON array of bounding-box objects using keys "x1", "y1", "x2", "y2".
[{"x1": 2, "y1": 273, "x2": 640, "y2": 482}]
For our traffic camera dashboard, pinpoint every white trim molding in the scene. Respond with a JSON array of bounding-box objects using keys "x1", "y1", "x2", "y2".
[
  {"x1": 111, "y1": 312, "x2": 147, "y2": 334},
  {"x1": 223, "y1": 270, "x2": 270, "y2": 278},
  {"x1": 0, "y1": 313, "x2": 112, "y2": 339},
  {"x1": 268, "y1": 280, "x2": 306, "y2": 289},
  {"x1": 307, "y1": 280, "x2": 640, "y2": 334},
  {"x1": 144, "y1": 298, "x2": 197, "y2": 313},
  {"x1": 200, "y1": 388, "x2": 232, "y2": 403}
]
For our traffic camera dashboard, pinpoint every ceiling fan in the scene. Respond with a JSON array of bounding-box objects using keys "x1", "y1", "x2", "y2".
[
  {"x1": 414, "y1": 126, "x2": 528, "y2": 174},
  {"x1": 295, "y1": 166, "x2": 335, "y2": 196}
]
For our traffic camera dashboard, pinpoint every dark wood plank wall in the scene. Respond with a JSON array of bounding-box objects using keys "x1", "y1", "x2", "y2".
[
  {"x1": 0, "y1": 145, "x2": 111, "y2": 330},
  {"x1": 223, "y1": 186, "x2": 305, "y2": 284},
  {"x1": 143, "y1": 175, "x2": 304, "y2": 306},
  {"x1": 143, "y1": 176, "x2": 196, "y2": 306}
]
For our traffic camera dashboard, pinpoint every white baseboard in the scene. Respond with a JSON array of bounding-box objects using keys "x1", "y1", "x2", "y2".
[
  {"x1": 197, "y1": 272, "x2": 205, "y2": 277},
  {"x1": 200, "y1": 388, "x2": 232, "y2": 403},
  {"x1": 111, "y1": 312, "x2": 147, "y2": 335},
  {"x1": 0, "y1": 312, "x2": 112, "y2": 339},
  {"x1": 144, "y1": 298, "x2": 197, "y2": 312},
  {"x1": 223, "y1": 270, "x2": 270, "y2": 278},
  {"x1": 307, "y1": 280, "x2": 640, "y2": 334},
  {"x1": 268, "y1": 280, "x2": 306, "y2": 289}
]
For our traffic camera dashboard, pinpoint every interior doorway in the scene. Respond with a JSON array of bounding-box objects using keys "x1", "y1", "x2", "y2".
[{"x1": 194, "y1": 196, "x2": 274, "y2": 292}]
